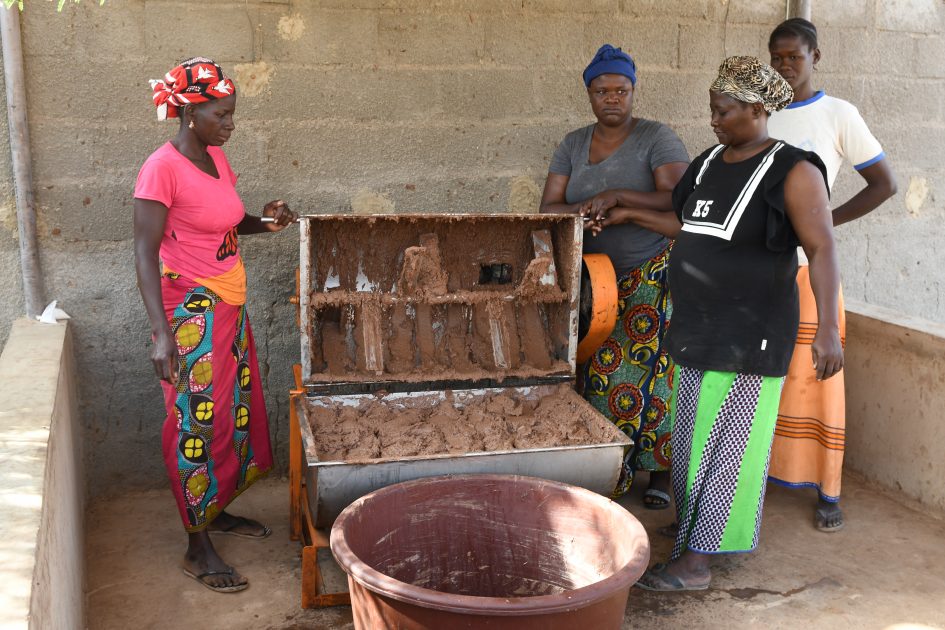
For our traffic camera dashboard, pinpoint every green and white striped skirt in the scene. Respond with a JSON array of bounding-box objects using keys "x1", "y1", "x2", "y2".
[{"x1": 670, "y1": 365, "x2": 785, "y2": 559}]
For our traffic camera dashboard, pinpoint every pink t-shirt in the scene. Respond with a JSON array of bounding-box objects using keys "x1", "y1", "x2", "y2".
[{"x1": 134, "y1": 142, "x2": 246, "y2": 302}]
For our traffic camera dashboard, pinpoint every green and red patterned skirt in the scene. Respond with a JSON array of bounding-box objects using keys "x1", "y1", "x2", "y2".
[
  {"x1": 160, "y1": 274, "x2": 272, "y2": 532},
  {"x1": 581, "y1": 245, "x2": 674, "y2": 497}
]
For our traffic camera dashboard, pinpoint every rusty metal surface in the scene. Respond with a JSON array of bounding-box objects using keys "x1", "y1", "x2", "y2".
[
  {"x1": 297, "y1": 214, "x2": 584, "y2": 388},
  {"x1": 296, "y1": 384, "x2": 631, "y2": 529}
]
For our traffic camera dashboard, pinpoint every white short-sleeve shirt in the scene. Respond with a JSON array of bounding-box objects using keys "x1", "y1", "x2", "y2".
[
  {"x1": 768, "y1": 91, "x2": 885, "y2": 263},
  {"x1": 768, "y1": 91, "x2": 885, "y2": 192}
]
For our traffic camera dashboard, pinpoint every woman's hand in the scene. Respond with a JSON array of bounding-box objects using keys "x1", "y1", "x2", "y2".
[
  {"x1": 151, "y1": 326, "x2": 179, "y2": 385},
  {"x1": 587, "y1": 207, "x2": 632, "y2": 235},
  {"x1": 785, "y1": 159, "x2": 843, "y2": 382},
  {"x1": 811, "y1": 326, "x2": 843, "y2": 381},
  {"x1": 586, "y1": 191, "x2": 619, "y2": 222},
  {"x1": 262, "y1": 200, "x2": 297, "y2": 231}
]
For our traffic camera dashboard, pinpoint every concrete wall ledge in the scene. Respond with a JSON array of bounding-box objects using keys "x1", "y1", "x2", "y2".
[
  {"x1": 0, "y1": 319, "x2": 84, "y2": 630},
  {"x1": 844, "y1": 299, "x2": 945, "y2": 514}
]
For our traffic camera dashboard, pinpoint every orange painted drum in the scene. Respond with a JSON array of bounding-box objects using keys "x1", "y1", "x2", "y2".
[{"x1": 576, "y1": 254, "x2": 618, "y2": 365}]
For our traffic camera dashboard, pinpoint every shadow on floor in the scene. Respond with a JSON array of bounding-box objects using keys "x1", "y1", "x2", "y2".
[{"x1": 86, "y1": 473, "x2": 945, "y2": 630}]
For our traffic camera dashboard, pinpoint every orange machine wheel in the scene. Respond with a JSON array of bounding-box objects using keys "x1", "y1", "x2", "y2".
[{"x1": 576, "y1": 253, "x2": 618, "y2": 365}]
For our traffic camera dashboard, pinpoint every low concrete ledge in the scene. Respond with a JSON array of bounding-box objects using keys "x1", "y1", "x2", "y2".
[
  {"x1": 844, "y1": 299, "x2": 945, "y2": 514},
  {"x1": 0, "y1": 319, "x2": 84, "y2": 630}
]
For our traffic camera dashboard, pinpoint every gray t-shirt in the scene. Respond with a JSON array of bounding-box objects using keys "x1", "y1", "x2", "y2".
[{"x1": 549, "y1": 119, "x2": 689, "y2": 276}]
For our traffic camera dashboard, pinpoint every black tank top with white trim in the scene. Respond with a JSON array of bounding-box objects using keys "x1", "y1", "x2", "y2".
[{"x1": 667, "y1": 141, "x2": 828, "y2": 377}]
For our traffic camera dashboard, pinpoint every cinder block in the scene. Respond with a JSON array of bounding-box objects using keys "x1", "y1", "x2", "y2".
[
  {"x1": 27, "y1": 122, "x2": 96, "y2": 183},
  {"x1": 723, "y1": 24, "x2": 768, "y2": 59},
  {"x1": 634, "y1": 70, "x2": 714, "y2": 124},
  {"x1": 812, "y1": 0, "x2": 873, "y2": 29},
  {"x1": 370, "y1": 175, "x2": 524, "y2": 214},
  {"x1": 916, "y1": 35, "x2": 945, "y2": 78},
  {"x1": 833, "y1": 220, "x2": 869, "y2": 296},
  {"x1": 34, "y1": 181, "x2": 134, "y2": 243},
  {"x1": 878, "y1": 0, "x2": 945, "y2": 34},
  {"x1": 815, "y1": 75, "x2": 866, "y2": 106},
  {"x1": 304, "y1": 0, "x2": 520, "y2": 10},
  {"x1": 619, "y1": 0, "x2": 712, "y2": 19},
  {"x1": 587, "y1": 17, "x2": 679, "y2": 70},
  {"x1": 861, "y1": 78, "x2": 943, "y2": 126},
  {"x1": 524, "y1": 0, "x2": 619, "y2": 13},
  {"x1": 528, "y1": 68, "x2": 593, "y2": 120},
  {"x1": 28, "y1": 116, "x2": 164, "y2": 184},
  {"x1": 239, "y1": 118, "x2": 592, "y2": 198},
  {"x1": 724, "y1": 0, "x2": 783, "y2": 26},
  {"x1": 877, "y1": 122, "x2": 945, "y2": 171},
  {"x1": 25, "y1": 57, "x2": 109, "y2": 122},
  {"x1": 143, "y1": 3, "x2": 255, "y2": 64},
  {"x1": 439, "y1": 69, "x2": 540, "y2": 121},
  {"x1": 239, "y1": 120, "x2": 490, "y2": 188},
  {"x1": 860, "y1": 221, "x2": 944, "y2": 319},
  {"x1": 256, "y1": 7, "x2": 380, "y2": 65},
  {"x1": 377, "y1": 12, "x2": 485, "y2": 66},
  {"x1": 672, "y1": 120, "x2": 716, "y2": 158},
  {"x1": 20, "y1": 3, "x2": 78, "y2": 58},
  {"x1": 68, "y1": 1, "x2": 147, "y2": 60},
  {"x1": 680, "y1": 22, "x2": 724, "y2": 70},
  {"x1": 816, "y1": 29, "x2": 911, "y2": 76},
  {"x1": 235, "y1": 66, "x2": 446, "y2": 123},
  {"x1": 484, "y1": 14, "x2": 588, "y2": 67},
  {"x1": 480, "y1": 122, "x2": 575, "y2": 174}
]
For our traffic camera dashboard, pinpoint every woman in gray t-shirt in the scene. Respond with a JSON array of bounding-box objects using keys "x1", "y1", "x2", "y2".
[{"x1": 540, "y1": 44, "x2": 689, "y2": 506}]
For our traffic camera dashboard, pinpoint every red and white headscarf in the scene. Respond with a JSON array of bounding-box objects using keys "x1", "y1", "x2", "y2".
[{"x1": 149, "y1": 57, "x2": 237, "y2": 121}]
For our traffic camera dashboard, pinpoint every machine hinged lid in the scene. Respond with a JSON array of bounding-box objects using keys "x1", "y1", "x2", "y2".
[{"x1": 298, "y1": 214, "x2": 582, "y2": 393}]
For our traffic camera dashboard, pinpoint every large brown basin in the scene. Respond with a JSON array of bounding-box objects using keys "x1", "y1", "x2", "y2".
[{"x1": 330, "y1": 474, "x2": 650, "y2": 629}]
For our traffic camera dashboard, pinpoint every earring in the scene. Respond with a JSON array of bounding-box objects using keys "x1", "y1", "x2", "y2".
[{"x1": 188, "y1": 120, "x2": 195, "y2": 129}]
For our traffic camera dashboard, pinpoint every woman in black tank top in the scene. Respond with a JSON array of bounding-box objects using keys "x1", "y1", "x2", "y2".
[{"x1": 635, "y1": 56, "x2": 843, "y2": 592}]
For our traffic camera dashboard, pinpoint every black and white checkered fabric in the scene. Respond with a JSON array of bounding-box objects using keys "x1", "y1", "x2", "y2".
[{"x1": 670, "y1": 366, "x2": 767, "y2": 559}]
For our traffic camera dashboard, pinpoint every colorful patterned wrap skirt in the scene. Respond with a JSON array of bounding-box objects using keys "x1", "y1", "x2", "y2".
[
  {"x1": 160, "y1": 274, "x2": 273, "y2": 532},
  {"x1": 768, "y1": 265, "x2": 847, "y2": 502},
  {"x1": 670, "y1": 366, "x2": 784, "y2": 559},
  {"x1": 581, "y1": 246, "x2": 674, "y2": 496}
]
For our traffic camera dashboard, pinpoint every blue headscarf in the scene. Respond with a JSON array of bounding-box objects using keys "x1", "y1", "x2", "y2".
[{"x1": 583, "y1": 44, "x2": 637, "y2": 87}]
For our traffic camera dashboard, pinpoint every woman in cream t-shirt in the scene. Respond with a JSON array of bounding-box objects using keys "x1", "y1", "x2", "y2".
[{"x1": 766, "y1": 18, "x2": 897, "y2": 533}]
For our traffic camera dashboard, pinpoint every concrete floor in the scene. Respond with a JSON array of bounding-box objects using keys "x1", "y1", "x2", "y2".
[{"x1": 86, "y1": 473, "x2": 945, "y2": 630}]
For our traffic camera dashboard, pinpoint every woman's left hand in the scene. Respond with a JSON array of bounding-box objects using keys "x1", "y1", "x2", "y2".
[
  {"x1": 262, "y1": 200, "x2": 296, "y2": 231},
  {"x1": 811, "y1": 326, "x2": 843, "y2": 381}
]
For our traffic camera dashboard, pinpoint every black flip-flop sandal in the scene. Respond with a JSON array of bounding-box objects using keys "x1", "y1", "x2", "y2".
[
  {"x1": 182, "y1": 567, "x2": 249, "y2": 593},
  {"x1": 635, "y1": 563, "x2": 710, "y2": 592},
  {"x1": 814, "y1": 506, "x2": 845, "y2": 532},
  {"x1": 643, "y1": 488, "x2": 671, "y2": 510},
  {"x1": 209, "y1": 516, "x2": 272, "y2": 539}
]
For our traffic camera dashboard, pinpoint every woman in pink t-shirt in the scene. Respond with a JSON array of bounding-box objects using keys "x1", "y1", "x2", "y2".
[{"x1": 133, "y1": 57, "x2": 296, "y2": 594}]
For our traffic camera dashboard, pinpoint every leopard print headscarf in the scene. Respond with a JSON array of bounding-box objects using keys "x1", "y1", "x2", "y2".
[{"x1": 710, "y1": 56, "x2": 793, "y2": 113}]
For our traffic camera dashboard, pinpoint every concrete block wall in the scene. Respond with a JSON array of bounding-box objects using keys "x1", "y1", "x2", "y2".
[{"x1": 0, "y1": 0, "x2": 941, "y2": 492}]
